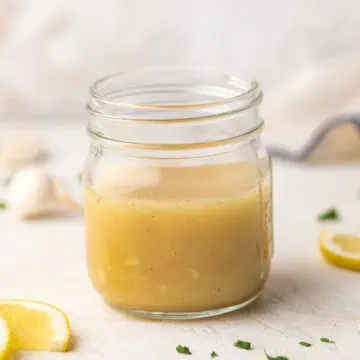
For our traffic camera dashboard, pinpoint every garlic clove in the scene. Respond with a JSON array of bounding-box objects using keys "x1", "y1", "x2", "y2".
[
  {"x1": 52, "y1": 176, "x2": 82, "y2": 213},
  {"x1": 0, "y1": 132, "x2": 48, "y2": 168},
  {"x1": 7, "y1": 167, "x2": 56, "y2": 219},
  {"x1": 7, "y1": 168, "x2": 81, "y2": 219}
]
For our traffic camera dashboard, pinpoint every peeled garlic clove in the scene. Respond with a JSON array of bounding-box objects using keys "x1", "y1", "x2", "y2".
[
  {"x1": 7, "y1": 168, "x2": 81, "y2": 219},
  {"x1": 0, "y1": 132, "x2": 48, "y2": 168},
  {"x1": 52, "y1": 176, "x2": 82, "y2": 212},
  {"x1": 7, "y1": 167, "x2": 56, "y2": 218}
]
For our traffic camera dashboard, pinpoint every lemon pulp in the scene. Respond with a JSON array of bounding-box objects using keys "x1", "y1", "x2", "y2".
[
  {"x1": 0, "y1": 300, "x2": 70, "y2": 352},
  {"x1": 319, "y1": 229, "x2": 360, "y2": 271}
]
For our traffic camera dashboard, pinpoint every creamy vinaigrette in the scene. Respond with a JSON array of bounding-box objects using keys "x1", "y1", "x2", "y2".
[{"x1": 84, "y1": 162, "x2": 272, "y2": 313}]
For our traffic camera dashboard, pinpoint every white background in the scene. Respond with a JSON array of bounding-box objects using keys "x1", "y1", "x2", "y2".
[{"x1": 1, "y1": 0, "x2": 360, "y2": 115}]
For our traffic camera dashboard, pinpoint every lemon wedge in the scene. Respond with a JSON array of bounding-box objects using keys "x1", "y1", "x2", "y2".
[
  {"x1": 0, "y1": 316, "x2": 10, "y2": 360},
  {"x1": 0, "y1": 300, "x2": 71, "y2": 352},
  {"x1": 319, "y1": 228, "x2": 360, "y2": 271}
]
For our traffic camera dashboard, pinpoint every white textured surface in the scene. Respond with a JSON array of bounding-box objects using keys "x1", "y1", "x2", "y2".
[
  {"x1": 2, "y1": 0, "x2": 360, "y2": 114},
  {"x1": 2, "y1": 119, "x2": 360, "y2": 360}
]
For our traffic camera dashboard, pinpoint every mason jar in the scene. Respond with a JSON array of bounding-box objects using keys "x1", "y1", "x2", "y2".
[{"x1": 84, "y1": 68, "x2": 273, "y2": 320}]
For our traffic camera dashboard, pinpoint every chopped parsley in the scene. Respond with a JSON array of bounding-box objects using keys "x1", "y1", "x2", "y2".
[
  {"x1": 320, "y1": 337, "x2": 335, "y2": 344},
  {"x1": 0, "y1": 201, "x2": 7, "y2": 209},
  {"x1": 176, "y1": 345, "x2": 192, "y2": 355},
  {"x1": 78, "y1": 172, "x2": 83, "y2": 182},
  {"x1": 210, "y1": 351, "x2": 218, "y2": 358},
  {"x1": 299, "y1": 341, "x2": 312, "y2": 347},
  {"x1": 264, "y1": 350, "x2": 289, "y2": 360},
  {"x1": 234, "y1": 340, "x2": 251, "y2": 350},
  {"x1": 317, "y1": 208, "x2": 340, "y2": 221}
]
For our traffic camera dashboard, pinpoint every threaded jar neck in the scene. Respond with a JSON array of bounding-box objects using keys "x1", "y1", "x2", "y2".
[{"x1": 86, "y1": 67, "x2": 263, "y2": 146}]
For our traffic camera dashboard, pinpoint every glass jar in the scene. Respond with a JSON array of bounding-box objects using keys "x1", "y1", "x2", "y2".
[{"x1": 84, "y1": 68, "x2": 273, "y2": 320}]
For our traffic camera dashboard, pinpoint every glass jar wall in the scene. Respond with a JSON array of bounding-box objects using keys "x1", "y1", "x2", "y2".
[{"x1": 84, "y1": 68, "x2": 272, "y2": 320}]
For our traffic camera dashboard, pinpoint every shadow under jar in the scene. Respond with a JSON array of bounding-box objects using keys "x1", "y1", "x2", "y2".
[{"x1": 84, "y1": 68, "x2": 273, "y2": 320}]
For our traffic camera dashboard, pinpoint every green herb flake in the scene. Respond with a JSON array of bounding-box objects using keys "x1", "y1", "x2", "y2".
[
  {"x1": 320, "y1": 337, "x2": 335, "y2": 344},
  {"x1": 264, "y1": 350, "x2": 289, "y2": 360},
  {"x1": 299, "y1": 341, "x2": 312, "y2": 347},
  {"x1": 0, "y1": 201, "x2": 7, "y2": 210},
  {"x1": 210, "y1": 351, "x2": 218, "y2": 358},
  {"x1": 234, "y1": 340, "x2": 251, "y2": 350},
  {"x1": 78, "y1": 172, "x2": 83, "y2": 183},
  {"x1": 317, "y1": 208, "x2": 339, "y2": 221},
  {"x1": 176, "y1": 345, "x2": 192, "y2": 355}
]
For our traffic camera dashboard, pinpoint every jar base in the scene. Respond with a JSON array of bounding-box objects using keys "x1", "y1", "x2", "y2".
[{"x1": 108, "y1": 290, "x2": 263, "y2": 321}]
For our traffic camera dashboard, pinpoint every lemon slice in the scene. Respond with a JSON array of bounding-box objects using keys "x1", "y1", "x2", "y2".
[
  {"x1": 319, "y1": 228, "x2": 360, "y2": 271},
  {"x1": 0, "y1": 300, "x2": 71, "y2": 352},
  {"x1": 0, "y1": 316, "x2": 10, "y2": 360}
]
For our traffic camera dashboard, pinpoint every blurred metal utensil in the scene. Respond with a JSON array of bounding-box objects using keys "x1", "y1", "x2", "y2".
[{"x1": 267, "y1": 113, "x2": 360, "y2": 162}]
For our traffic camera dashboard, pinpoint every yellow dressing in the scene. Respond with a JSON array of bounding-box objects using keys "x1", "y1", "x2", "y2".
[{"x1": 84, "y1": 162, "x2": 272, "y2": 313}]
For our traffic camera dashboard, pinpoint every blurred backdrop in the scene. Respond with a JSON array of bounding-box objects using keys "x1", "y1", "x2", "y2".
[{"x1": 1, "y1": 0, "x2": 360, "y2": 116}]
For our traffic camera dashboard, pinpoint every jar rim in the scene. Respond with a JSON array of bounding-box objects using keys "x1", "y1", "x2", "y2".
[
  {"x1": 87, "y1": 67, "x2": 261, "y2": 115},
  {"x1": 86, "y1": 67, "x2": 263, "y2": 146}
]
